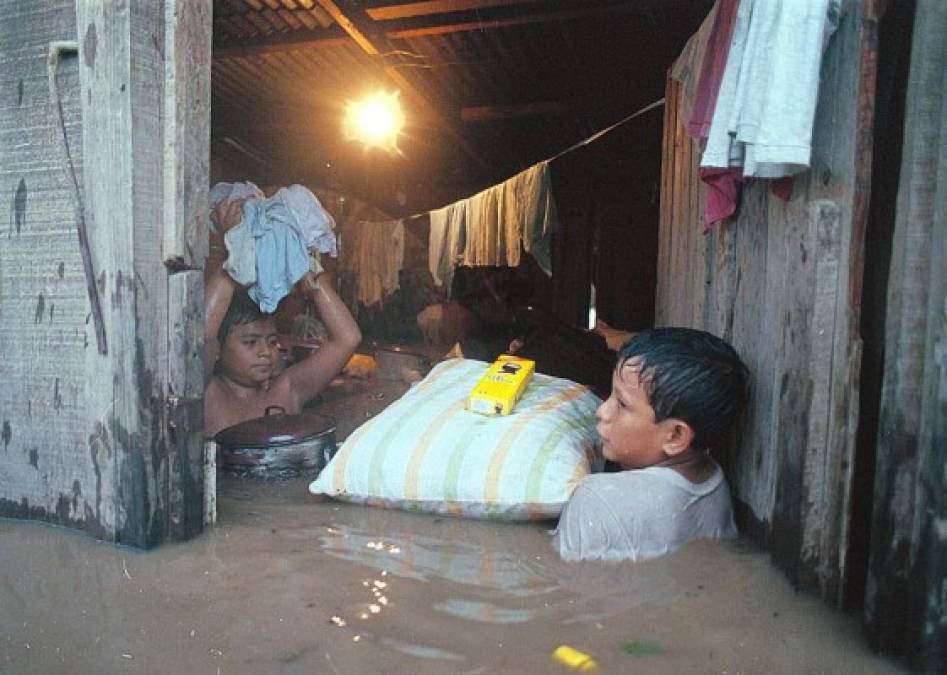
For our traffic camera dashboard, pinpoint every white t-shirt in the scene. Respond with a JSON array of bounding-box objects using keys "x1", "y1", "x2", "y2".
[{"x1": 552, "y1": 462, "x2": 738, "y2": 562}]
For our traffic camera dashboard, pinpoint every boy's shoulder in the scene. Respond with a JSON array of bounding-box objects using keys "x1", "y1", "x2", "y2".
[
  {"x1": 569, "y1": 464, "x2": 730, "y2": 528},
  {"x1": 554, "y1": 463, "x2": 736, "y2": 562}
]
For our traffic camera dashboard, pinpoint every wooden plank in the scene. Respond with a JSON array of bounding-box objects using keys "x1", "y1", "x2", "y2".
[
  {"x1": 163, "y1": 0, "x2": 212, "y2": 268},
  {"x1": 798, "y1": 199, "x2": 844, "y2": 595},
  {"x1": 0, "y1": 0, "x2": 117, "y2": 536},
  {"x1": 729, "y1": 183, "x2": 777, "y2": 532},
  {"x1": 866, "y1": 0, "x2": 947, "y2": 666},
  {"x1": 167, "y1": 271, "x2": 205, "y2": 539},
  {"x1": 76, "y1": 0, "x2": 149, "y2": 544}
]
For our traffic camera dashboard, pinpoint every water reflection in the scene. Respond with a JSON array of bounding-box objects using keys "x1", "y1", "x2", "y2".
[{"x1": 315, "y1": 518, "x2": 684, "y2": 630}]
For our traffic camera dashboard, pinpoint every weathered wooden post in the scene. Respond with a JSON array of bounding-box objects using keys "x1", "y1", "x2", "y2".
[{"x1": 0, "y1": 0, "x2": 211, "y2": 547}]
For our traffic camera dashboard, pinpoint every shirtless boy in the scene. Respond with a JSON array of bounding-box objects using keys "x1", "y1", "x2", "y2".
[{"x1": 203, "y1": 197, "x2": 360, "y2": 437}]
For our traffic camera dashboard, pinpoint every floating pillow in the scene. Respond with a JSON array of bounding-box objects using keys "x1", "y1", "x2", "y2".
[{"x1": 310, "y1": 358, "x2": 602, "y2": 520}]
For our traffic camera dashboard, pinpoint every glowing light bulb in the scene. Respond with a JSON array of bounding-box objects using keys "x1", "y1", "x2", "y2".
[{"x1": 344, "y1": 91, "x2": 404, "y2": 152}]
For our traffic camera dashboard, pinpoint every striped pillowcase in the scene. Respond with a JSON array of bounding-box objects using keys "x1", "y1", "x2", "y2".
[{"x1": 309, "y1": 358, "x2": 602, "y2": 520}]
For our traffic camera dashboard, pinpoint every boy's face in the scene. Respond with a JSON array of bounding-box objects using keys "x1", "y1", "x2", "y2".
[
  {"x1": 219, "y1": 319, "x2": 279, "y2": 387},
  {"x1": 595, "y1": 359, "x2": 675, "y2": 469}
]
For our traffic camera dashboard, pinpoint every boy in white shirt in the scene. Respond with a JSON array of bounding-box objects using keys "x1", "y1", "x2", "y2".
[{"x1": 553, "y1": 328, "x2": 747, "y2": 561}]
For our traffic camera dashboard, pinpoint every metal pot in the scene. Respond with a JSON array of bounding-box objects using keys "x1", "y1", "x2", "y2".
[{"x1": 214, "y1": 406, "x2": 337, "y2": 480}]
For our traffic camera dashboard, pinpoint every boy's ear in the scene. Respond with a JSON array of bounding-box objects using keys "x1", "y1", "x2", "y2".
[{"x1": 661, "y1": 419, "x2": 695, "y2": 457}]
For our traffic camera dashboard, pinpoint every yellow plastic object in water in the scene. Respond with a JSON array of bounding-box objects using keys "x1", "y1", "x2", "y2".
[
  {"x1": 552, "y1": 645, "x2": 599, "y2": 671},
  {"x1": 343, "y1": 353, "x2": 377, "y2": 379}
]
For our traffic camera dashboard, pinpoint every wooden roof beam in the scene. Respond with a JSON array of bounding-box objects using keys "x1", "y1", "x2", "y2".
[
  {"x1": 365, "y1": 0, "x2": 551, "y2": 22},
  {"x1": 313, "y1": 0, "x2": 490, "y2": 170},
  {"x1": 386, "y1": 4, "x2": 645, "y2": 40},
  {"x1": 215, "y1": 3, "x2": 648, "y2": 58},
  {"x1": 460, "y1": 100, "x2": 569, "y2": 122},
  {"x1": 214, "y1": 27, "x2": 350, "y2": 58}
]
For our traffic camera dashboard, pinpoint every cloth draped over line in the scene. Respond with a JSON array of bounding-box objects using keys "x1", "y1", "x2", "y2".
[
  {"x1": 681, "y1": 0, "x2": 841, "y2": 231},
  {"x1": 428, "y1": 160, "x2": 559, "y2": 294},
  {"x1": 338, "y1": 219, "x2": 405, "y2": 308},
  {"x1": 208, "y1": 182, "x2": 338, "y2": 313}
]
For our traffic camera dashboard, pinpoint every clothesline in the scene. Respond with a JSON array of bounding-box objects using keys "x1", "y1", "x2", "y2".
[
  {"x1": 342, "y1": 96, "x2": 666, "y2": 305},
  {"x1": 402, "y1": 96, "x2": 666, "y2": 223}
]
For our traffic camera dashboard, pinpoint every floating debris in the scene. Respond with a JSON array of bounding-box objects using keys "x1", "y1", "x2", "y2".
[
  {"x1": 622, "y1": 640, "x2": 666, "y2": 657},
  {"x1": 552, "y1": 645, "x2": 598, "y2": 671},
  {"x1": 328, "y1": 616, "x2": 346, "y2": 627}
]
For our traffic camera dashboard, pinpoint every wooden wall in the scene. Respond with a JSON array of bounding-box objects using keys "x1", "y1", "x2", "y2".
[
  {"x1": 0, "y1": 1, "x2": 108, "y2": 532},
  {"x1": 864, "y1": 0, "x2": 946, "y2": 668},
  {"x1": 657, "y1": 3, "x2": 877, "y2": 604},
  {"x1": 0, "y1": 0, "x2": 210, "y2": 547}
]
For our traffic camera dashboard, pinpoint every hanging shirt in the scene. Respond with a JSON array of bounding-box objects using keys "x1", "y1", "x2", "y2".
[{"x1": 700, "y1": 0, "x2": 841, "y2": 229}]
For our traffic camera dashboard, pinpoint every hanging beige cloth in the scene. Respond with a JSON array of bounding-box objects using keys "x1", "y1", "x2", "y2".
[
  {"x1": 340, "y1": 219, "x2": 405, "y2": 307},
  {"x1": 428, "y1": 159, "x2": 559, "y2": 289},
  {"x1": 428, "y1": 201, "x2": 466, "y2": 291}
]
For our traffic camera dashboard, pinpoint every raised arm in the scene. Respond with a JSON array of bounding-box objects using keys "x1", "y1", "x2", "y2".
[
  {"x1": 203, "y1": 197, "x2": 246, "y2": 386},
  {"x1": 204, "y1": 269, "x2": 239, "y2": 386},
  {"x1": 281, "y1": 269, "x2": 361, "y2": 410}
]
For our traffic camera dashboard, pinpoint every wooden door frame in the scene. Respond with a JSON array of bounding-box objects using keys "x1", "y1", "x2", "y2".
[{"x1": 74, "y1": 0, "x2": 211, "y2": 547}]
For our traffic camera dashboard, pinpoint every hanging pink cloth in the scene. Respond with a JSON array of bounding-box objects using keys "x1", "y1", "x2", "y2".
[
  {"x1": 700, "y1": 167, "x2": 744, "y2": 233},
  {"x1": 687, "y1": 0, "x2": 741, "y2": 139}
]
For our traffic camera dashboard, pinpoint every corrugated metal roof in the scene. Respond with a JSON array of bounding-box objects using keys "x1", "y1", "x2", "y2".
[{"x1": 211, "y1": 0, "x2": 712, "y2": 210}]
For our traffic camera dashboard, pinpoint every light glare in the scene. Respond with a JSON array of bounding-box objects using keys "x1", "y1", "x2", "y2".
[{"x1": 345, "y1": 91, "x2": 404, "y2": 152}]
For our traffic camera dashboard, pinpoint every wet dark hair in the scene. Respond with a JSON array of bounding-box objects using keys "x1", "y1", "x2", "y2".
[
  {"x1": 217, "y1": 291, "x2": 274, "y2": 347},
  {"x1": 616, "y1": 327, "x2": 748, "y2": 453}
]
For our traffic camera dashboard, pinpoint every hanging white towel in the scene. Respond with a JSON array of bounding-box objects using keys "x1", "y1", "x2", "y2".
[{"x1": 701, "y1": 0, "x2": 841, "y2": 178}]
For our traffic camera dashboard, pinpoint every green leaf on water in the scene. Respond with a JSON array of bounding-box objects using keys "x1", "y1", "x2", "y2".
[{"x1": 622, "y1": 640, "x2": 666, "y2": 657}]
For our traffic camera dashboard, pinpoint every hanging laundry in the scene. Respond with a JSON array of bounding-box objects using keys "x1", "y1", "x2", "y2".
[
  {"x1": 339, "y1": 219, "x2": 405, "y2": 307},
  {"x1": 428, "y1": 201, "x2": 466, "y2": 292},
  {"x1": 427, "y1": 160, "x2": 560, "y2": 290},
  {"x1": 513, "y1": 160, "x2": 558, "y2": 276},
  {"x1": 699, "y1": 0, "x2": 842, "y2": 230}
]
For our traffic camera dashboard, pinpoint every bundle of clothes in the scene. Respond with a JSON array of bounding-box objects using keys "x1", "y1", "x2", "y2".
[{"x1": 208, "y1": 182, "x2": 338, "y2": 312}]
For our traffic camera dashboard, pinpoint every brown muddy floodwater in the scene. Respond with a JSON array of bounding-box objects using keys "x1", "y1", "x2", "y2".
[{"x1": 2, "y1": 477, "x2": 904, "y2": 675}]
